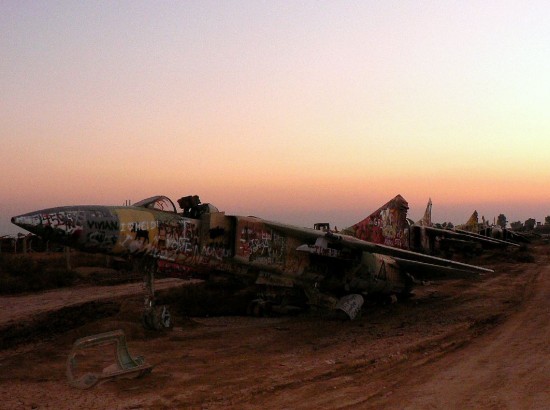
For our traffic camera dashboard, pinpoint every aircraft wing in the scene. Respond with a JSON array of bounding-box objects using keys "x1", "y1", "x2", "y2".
[
  {"x1": 325, "y1": 232, "x2": 493, "y2": 274},
  {"x1": 261, "y1": 220, "x2": 493, "y2": 275},
  {"x1": 419, "y1": 225, "x2": 519, "y2": 248},
  {"x1": 260, "y1": 219, "x2": 328, "y2": 240},
  {"x1": 391, "y1": 257, "x2": 487, "y2": 279},
  {"x1": 452, "y1": 228, "x2": 520, "y2": 247}
]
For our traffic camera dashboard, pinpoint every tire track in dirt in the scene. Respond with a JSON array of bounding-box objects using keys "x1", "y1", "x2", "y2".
[{"x1": 370, "y1": 260, "x2": 550, "y2": 409}]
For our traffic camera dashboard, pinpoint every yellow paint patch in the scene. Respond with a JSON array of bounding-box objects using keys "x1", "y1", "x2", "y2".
[{"x1": 112, "y1": 209, "x2": 159, "y2": 254}]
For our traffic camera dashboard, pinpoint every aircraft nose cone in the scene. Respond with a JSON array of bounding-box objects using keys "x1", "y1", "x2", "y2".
[
  {"x1": 11, "y1": 209, "x2": 75, "y2": 245},
  {"x1": 11, "y1": 213, "x2": 44, "y2": 236}
]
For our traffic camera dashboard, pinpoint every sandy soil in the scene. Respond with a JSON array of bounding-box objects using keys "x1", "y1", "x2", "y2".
[
  {"x1": 0, "y1": 243, "x2": 548, "y2": 409},
  {"x1": 0, "y1": 277, "x2": 197, "y2": 326}
]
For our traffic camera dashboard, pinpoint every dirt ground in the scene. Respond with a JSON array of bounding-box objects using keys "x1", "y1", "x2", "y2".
[{"x1": 0, "y1": 243, "x2": 549, "y2": 409}]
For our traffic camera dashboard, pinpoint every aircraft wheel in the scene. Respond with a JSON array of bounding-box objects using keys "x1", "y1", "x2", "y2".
[
  {"x1": 247, "y1": 300, "x2": 269, "y2": 317},
  {"x1": 142, "y1": 310, "x2": 155, "y2": 329},
  {"x1": 253, "y1": 303, "x2": 263, "y2": 317},
  {"x1": 160, "y1": 305, "x2": 173, "y2": 329},
  {"x1": 142, "y1": 306, "x2": 173, "y2": 330},
  {"x1": 246, "y1": 301, "x2": 255, "y2": 316}
]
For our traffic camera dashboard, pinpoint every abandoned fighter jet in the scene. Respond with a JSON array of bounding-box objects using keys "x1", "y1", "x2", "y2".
[
  {"x1": 341, "y1": 195, "x2": 520, "y2": 257},
  {"x1": 456, "y1": 210, "x2": 530, "y2": 244},
  {"x1": 12, "y1": 195, "x2": 492, "y2": 327}
]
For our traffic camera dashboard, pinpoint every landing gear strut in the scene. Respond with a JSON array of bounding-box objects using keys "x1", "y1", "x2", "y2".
[
  {"x1": 246, "y1": 299, "x2": 271, "y2": 317},
  {"x1": 142, "y1": 256, "x2": 172, "y2": 330}
]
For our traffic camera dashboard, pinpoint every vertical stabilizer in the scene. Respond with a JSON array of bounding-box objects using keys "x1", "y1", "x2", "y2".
[
  {"x1": 417, "y1": 198, "x2": 432, "y2": 227},
  {"x1": 459, "y1": 211, "x2": 480, "y2": 232},
  {"x1": 342, "y1": 195, "x2": 409, "y2": 249}
]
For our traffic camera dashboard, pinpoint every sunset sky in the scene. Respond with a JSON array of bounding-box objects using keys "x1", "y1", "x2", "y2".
[{"x1": 2, "y1": 1, "x2": 549, "y2": 235}]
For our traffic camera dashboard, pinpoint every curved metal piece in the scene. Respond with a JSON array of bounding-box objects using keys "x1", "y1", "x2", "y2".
[{"x1": 66, "y1": 329, "x2": 153, "y2": 389}]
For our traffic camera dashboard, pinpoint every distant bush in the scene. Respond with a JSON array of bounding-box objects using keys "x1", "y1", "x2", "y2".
[{"x1": 0, "y1": 254, "x2": 76, "y2": 294}]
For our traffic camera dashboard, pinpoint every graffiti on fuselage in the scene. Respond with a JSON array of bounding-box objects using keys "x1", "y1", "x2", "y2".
[
  {"x1": 195, "y1": 222, "x2": 234, "y2": 266},
  {"x1": 41, "y1": 210, "x2": 86, "y2": 238},
  {"x1": 86, "y1": 229, "x2": 118, "y2": 250},
  {"x1": 113, "y1": 209, "x2": 200, "y2": 260},
  {"x1": 310, "y1": 246, "x2": 341, "y2": 258},
  {"x1": 64, "y1": 206, "x2": 200, "y2": 266},
  {"x1": 115, "y1": 210, "x2": 157, "y2": 254},
  {"x1": 201, "y1": 243, "x2": 232, "y2": 261},
  {"x1": 159, "y1": 220, "x2": 200, "y2": 261},
  {"x1": 237, "y1": 222, "x2": 286, "y2": 265},
  {"x1": 24, "y1": 208, "x2": 120, "y2": 251},
  {"x1": 80, "y1": 209, "x2": 118, "y2": 250}
]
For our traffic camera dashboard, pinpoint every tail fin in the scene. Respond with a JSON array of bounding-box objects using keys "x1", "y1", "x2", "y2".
[
  {"x1": 341, "y1": 194, "x2": 409, "y2": 249},
  {"x1": 457, "y1": 210, "x2": 479, "y2": 232},
  {"x1": 416, "y1": 198, "x2": 432, "y2": 227}
]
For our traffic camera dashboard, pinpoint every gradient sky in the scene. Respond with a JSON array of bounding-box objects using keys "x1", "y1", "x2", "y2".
[{"x1": 1, "y1": 1, "x2": 549, "y2": 235}]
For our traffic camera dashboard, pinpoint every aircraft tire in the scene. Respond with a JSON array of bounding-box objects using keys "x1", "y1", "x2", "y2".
[
  {"x1": 247, "y1": 299, "x2": 269, "y2": 317},
  {"x1": 142, "y1": 306, "x2": 173, "y2": 330}
]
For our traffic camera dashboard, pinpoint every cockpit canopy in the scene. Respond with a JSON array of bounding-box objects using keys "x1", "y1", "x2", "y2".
[
  {"x1": 133, "y1": 196, "x2": 177, "y2": 213},
  {"x1": 133, "y1": 195, "x2": 219, "y2": 218}
]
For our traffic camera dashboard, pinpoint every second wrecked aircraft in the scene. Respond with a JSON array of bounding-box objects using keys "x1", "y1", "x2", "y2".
[{"x1": 342, "y1": 195, "x2": 521, "y2": 257}]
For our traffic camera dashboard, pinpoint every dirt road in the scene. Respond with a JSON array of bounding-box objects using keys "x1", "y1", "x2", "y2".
[
  {"x1": 373, "y1": 263, "x2": 550, "y2": 409},
  {"x1": 0, "y1": 244, "x2": 548, "y2": 409}
]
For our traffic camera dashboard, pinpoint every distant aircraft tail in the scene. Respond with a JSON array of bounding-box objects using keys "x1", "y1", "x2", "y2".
[
  {"x1": 457, "y1": 210, "x2": 479, "y2": 232},
  {"x1": 416, "y1": 198, "x2": 432, "y2": 227},
  {"x1": 341, "y1": 194, "x2": 410, "y2": 249}
]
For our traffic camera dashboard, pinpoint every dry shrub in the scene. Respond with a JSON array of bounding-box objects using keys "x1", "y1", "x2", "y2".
[{"x1": 0, "y1": 254, "x2": 76, "y2": 294}]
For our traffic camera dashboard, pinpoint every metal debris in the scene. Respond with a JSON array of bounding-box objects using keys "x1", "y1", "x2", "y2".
[{"x1": 66, "y1": 329, "x2": 152, "y2": 389}]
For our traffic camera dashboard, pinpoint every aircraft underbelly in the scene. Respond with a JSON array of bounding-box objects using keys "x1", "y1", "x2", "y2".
[{"x1": 355, "y1": 253, "x2": 405, "y2": 295}]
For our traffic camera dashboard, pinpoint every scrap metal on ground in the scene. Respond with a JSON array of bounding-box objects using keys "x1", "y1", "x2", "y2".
[{"x1": 66, "y1": 329, "x2": 152, "y2": 389}]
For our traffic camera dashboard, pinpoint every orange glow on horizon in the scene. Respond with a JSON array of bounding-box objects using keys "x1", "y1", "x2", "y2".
[{"x1": 2, "y1": 2, "x2": 550, "y2": 235}]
